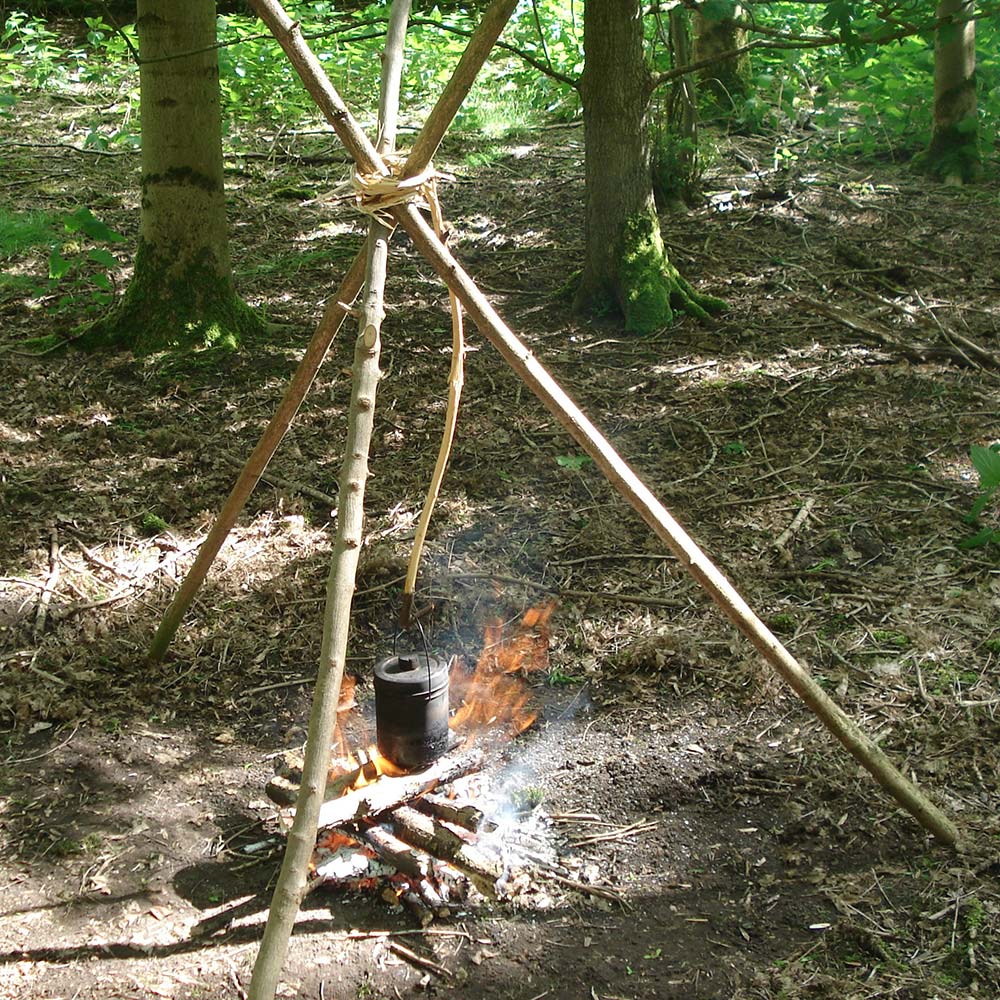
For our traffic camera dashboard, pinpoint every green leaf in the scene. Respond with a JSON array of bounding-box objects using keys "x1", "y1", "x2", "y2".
[
  {"x1": 968, "y1": 492, "x2": 993, "y2": 520},
  {"x1": 555, "y1": 454, "x2": 592, "y2": 471},
  {"x1": 48, "y1": 248, "x2": 72, "y2": 279},
  {"x1": 63, "y1": 207, "x2": 126, "y2": 243},
  {"x1": 958, "y1": 526, "x2": 1000, "y2": 550},
  {"x1": 970, "y1": 444, "x2": 1000, "y2": 491},
  {"x1": 87, "y1": 247, "x2": 118, "y2": 269}
]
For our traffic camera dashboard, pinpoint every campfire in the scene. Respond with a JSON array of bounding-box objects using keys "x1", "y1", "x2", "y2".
[{"x1": 265, "y1": 602, "x2": 601, "y2": 924}]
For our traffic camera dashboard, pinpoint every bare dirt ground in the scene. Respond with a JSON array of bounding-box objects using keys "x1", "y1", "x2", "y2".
[{"x1": 2, "y1": 103, "x2": 1000, "y2": 999}]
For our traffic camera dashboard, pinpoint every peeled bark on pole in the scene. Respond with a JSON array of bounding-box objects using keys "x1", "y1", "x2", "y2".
[
  {"x1": 251, "y1": 4, "x2": 959, "y2": 849},
  {"x1": 147, "y1": 0, "x2": 518, "y2": 662},
  {"x1": 246, "y1": 5, "x2": 412, "y2": 998}
]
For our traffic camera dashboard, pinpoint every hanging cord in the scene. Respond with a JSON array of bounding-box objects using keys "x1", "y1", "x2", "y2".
[{"x1": 349, "y1": 155, "x2": 465, "y2": 628}]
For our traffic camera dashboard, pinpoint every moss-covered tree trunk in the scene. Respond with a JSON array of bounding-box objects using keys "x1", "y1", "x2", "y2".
[
  {"x1": 693, "y1": 3, "x2": 751, "y2": 105},
  {"x1": 574, "y1": 0, "x2": 722, "y2": 333},
  {"x1": 923, "y1": 0, "x2": 979, "y2": 183},
  {"x1": 86, "y1": 0, "x2": 260, "y2": 352}
]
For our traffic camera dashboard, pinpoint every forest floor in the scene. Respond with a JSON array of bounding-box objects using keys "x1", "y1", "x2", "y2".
[{"x1": 2, "y1": 93, "x2": 1000, "y2": 1000}]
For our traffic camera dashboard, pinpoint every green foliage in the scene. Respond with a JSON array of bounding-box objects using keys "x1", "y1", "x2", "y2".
[
  {"x1": 140, "y1": 512, "x2": 170, "y2": 536},
  {"x1": 0, "y1": 206, "x2": 125, "y2": 314},
  {"x1": 4, "y1": 1, "x2": 1000, "y2": 175},
  {"x1": 959, "y1": 443, "x2": 1000, "y2": 550},
  {"x1": 0, "y1": 10, "x2": 63, "y2": 87},
  {"x1": 1, "y1": 11, "x2": 136, "y2": 90},
  {"x1": 214, "y1": 1, "x2": 581, "y2": 136},
  {"x1": 652, "y1": 130, "x2": 703, "y2": 207}
]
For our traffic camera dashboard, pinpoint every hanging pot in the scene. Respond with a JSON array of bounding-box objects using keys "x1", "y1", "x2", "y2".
[{"x1": 373, "y1": 652, "x2": 450, "y2": 770}]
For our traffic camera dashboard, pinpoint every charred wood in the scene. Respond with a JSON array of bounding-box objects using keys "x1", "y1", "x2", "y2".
[
  {"x1": 390, "y1": 805, "x2": 501, "y2": 898},
  {"x1": 415, "y1": 792, "x2": 487, "y2": 832}
]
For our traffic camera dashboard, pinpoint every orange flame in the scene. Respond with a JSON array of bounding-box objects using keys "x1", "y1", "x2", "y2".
[
  {"x1": 450, "y1": 600, "x2": 556, "y2": 738},
  {"x1": 316, "y1": 829, "x2": 364, "y2": 853},
  {"x1": 331, "y1": 674, "x2": 359, "y2": 758}
]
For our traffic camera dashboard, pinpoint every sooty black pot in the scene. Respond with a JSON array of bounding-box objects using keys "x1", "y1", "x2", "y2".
[{"x1": 373, "y1": 653, "x2": 450, "y2": 771}]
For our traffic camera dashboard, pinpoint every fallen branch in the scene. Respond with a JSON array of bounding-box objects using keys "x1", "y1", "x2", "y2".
[
  {"x1": 222, "y1": 454, "x2": 339, "y2": 509},
  {"x1": 798, "y1": 296, "x2": 1000, "y2": 371},
  {"x1": 774, "y1": 497, "x2": 816, "y2": 550}
]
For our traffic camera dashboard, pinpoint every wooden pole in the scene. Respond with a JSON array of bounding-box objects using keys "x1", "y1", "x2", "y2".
[
  {"x1": 249, "y1": 2, "x2": 960, "y2": 848},
  {"x1": 147, "y1": 0, "x2": 519, "y2": 662},
  {"x1": 392, "y1": 206, "x2": 961, "y2": 849},
  {"x1": 146, "y1": 254, "x2": 365, "y2": 662},
  {"x1": 246, "y1": 5, "x2": 412, "y2": 998}
]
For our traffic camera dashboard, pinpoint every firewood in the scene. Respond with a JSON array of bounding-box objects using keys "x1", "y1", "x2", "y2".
[
  {"x1": 316, "y1": 749, "x2": 483, "y2": 829},
  {"x1": 266, "y1": 762, "x2": 367, "y2": 808},
  {"x1": 414, "y1": 792, "x2": 487, "y2": 832},
  {"x1": 414, "y1": 878, "x2": 451, "y2": 918},
  {"x1": 360, "y1": 824, "x2": 431, "y2": 880},
  {"x1": 402, "y1": 890, "x2": 434, "y2": 927},
  {"x1": 390, "y1": 805, "x2": 501, "y2": 898}
]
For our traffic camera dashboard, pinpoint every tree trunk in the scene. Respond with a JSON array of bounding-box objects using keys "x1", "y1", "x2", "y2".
[
  {"x1": 693, "y1": 3, "x2": 751, "y2": 105},
  {"x1": 85, "y1": 0, "x2": 261, "y2": 352},
  {"x1": 652, "y1": 7, "x2": 700, "y2": 210},
  {"x1": 923, "y1": 0, "x2": 979, "y2": 183},
  {"x1": 574, "y1": 0, "x2": 722, "y2": 333}
]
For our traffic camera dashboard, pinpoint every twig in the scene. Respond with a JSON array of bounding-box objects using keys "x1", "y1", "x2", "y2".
[
  {"x1": 535, "y1": 869, "x2": 628, "y2": 905},
  {"x1": 550, "y1": 553, "x2": 672, "y2": 567},
  {"x1": 0, "y1": 577, "x2": 49, "y2": 591},
  {"x1": 774, "y1": 497, "x2": 816, "y2": 549},
  {"x1": 798, "y1": 295, "x2": 1000, "y2": 371},
  {"x1": 446, "y1": 572, "x2": 686, "y2": 609},
  {"x1": 388, "y1": 940, "x2": 452, "y2": 978},
  {"x1": 223, "y1": 454, "x2": 338, "y2": 508},
  {"x1": 2, "y1": 725, "x2": 78, "y2": 765},
  {"x1": 242, "y1": 676, "x2": 314, "y2": 696},
  {"x1": 75, "y1": 539, "x2": 136, "y2": 579},
  {"x1": 570, "y1": 820, "x2": 658, "y2": 847},
  {"x1": 34, "y1": 527, "x2": 60, "y2": 637},
  {"x1": 344, "y1": 929, "x2": 473, "y2": 941}
]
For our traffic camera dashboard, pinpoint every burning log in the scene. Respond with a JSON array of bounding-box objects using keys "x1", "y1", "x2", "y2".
[
  {"x1": 266, "y1": 757, "x2": 379, "y2": 808},
  {"x1": 316, "y1": 748, "x2": 483, "y2": 829},
  {"x1": 415, "y1": 792, "x2": 487, "y2": 833},
  {"x1": 390, "y1": 805, "x2": 502, "y2": 898},
  {"x1": 360, "y1": 823, "x2": 431, "y2": 880}
]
